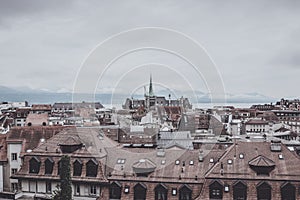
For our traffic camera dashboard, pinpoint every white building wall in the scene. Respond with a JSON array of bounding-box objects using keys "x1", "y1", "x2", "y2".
[{"x1": 8, "y1": 143, "x2": 22, "y2": 187}]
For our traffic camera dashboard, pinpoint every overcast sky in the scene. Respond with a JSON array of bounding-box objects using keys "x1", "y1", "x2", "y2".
[{"x1": 0, "y1": 0, "x2": 299, "y2": 99}]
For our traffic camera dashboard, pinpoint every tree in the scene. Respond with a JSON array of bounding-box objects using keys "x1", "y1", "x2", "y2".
[
  {"x1": 52, "y1": 155, "x2": 72, "y2": 200},
  {"x1": 60, "y1": 155, "x2": 72, "y2": 199}
]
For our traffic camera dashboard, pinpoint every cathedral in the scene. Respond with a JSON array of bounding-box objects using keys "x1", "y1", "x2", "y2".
[{"x1": 123, "y1": 75, "x2": 192, "y2": 111}]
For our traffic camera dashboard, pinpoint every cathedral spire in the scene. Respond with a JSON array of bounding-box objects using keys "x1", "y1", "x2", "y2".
[{"x1": 149, "y1": 74, "x2": 154, "y2": 97}]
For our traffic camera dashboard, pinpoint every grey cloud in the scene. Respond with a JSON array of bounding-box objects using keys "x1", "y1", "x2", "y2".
[{"x1": 0, "y1": 0, "x2": 300, "y2": 99}]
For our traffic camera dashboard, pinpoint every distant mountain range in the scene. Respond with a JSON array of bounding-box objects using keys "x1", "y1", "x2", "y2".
[{"x1": 0, "y1": 85, "x2": 278, "y2": 104}]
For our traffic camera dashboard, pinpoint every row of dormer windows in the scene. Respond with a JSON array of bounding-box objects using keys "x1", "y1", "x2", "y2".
[{"x1": 29, "y1": 157, "x2": 98, "y2": 177}]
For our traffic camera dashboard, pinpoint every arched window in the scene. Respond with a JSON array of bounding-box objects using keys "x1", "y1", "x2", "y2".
[
  {"x1": 281, "y1": 182, "x2": 295, "y2": 200},
  {"x1": 44, "y1": 158, "x2": 54, "y2": 175},
  {"x1": 42, "y1": 122, "x2": 47, "y2": 126},
  {"x1": 29, "y1": 157, "x2": 40, "y2": 174},
  {"x1": 155, "y1": 183, "x2": 168, "y2": 200},
  {"x1": 73, "y1": 159, "x2": 82, "y2": 176},
  {"x1": 209, "y1": 180, "x2": 223, "y2": 199},
  {"x1": 179, "y1": 184, "x2": 192, "y2": 200},
  {"x1": 134, "y1": 183, "x2": 147, "y2": 200},
  {"x1": 86, "y1": 159, "x2": 98, "y2": 177},
  {"x1": 257, "y1": 181, "x2": 271, "y2": 200},
  {"x1": 109, "y1": 181, "x2": 122, "y2": 200},
  {"x1": 233, "y1": 181, "x2": 247, "y2": 200}
]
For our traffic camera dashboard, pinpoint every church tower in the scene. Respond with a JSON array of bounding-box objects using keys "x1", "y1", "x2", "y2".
[{"x1": 149, "y1": 74, "x2": 154, "y2": 97}]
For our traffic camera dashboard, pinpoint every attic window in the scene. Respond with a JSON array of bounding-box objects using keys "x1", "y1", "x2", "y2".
[
  {"x1": 175, "y1": 160, "x2": 180, "y2": 165},
  {"x1": 117, "y1": 159, "x2": 126, "y2": 164},
  {"x1": 278, "y1": 154, "x2": 284, "y2": 160},
  {"x1": 189, "y1": 160, "x2": 194, "y2": 165},
  {"x1": 210, "y1": 158, "x2": 214, "y2": 163},
  {"x1": 227, "y1": 159, "x2": 233, "y2": 164},
  {"x1": 239, "y1": 153, "x2": 244, "y2": 159}
]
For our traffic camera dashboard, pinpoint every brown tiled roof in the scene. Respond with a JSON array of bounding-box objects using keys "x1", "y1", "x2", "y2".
[
  {"x1": 206, "y1": 141, "x2": 300, "y2": 181},
  {"x1": 6, "y1": 126, "x2": 73, "y2": 154},
  {"x1": 248, "y1": 155, "x2": 275, "y2": 167},
  {"x1": 13, "y1": 128, "x2": 113, "y2": 183},
  {"x1": 106, "y1": 146, "x2": 225, "y2": 183},
  {"x1": 59, "y1": 136, "x2": 82, "y2": 146}
]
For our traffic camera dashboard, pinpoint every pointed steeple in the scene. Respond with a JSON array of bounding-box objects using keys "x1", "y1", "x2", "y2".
[{"x1": 149, "y1": 74, "x2": 154, "y2": 97}]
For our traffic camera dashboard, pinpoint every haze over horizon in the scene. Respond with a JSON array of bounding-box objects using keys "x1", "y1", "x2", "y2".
[{"x1": 0, "y1": 0, "x2": 300, "y2": 99}]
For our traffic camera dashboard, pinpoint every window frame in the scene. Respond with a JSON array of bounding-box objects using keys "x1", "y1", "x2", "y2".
[{"x1": 11, "y1": 153, "x2": 17, "y2": 161}]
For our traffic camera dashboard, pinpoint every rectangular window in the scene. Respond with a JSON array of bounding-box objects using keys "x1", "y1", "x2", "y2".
[
  {"x1": 29, "y1": 181, "x2": 37, "y2": 192},
  {"x1": 11, "y1": 168, "x2": 18, "y2": 174},
  {"x1": 74, "y1": 184, "x2": 80, "y2": 195},
  {"x1": 90, "y1": 185, "x2": 97, "y2": 195},
  {"x1": 46, "y1": 181, "x2": 52, "y2": 193},
  {"x1": 11, "y1": 183, "x2": 18, "y2": 192},
  {"x1": 11, "y1": 153, "x2": 17, "y2": 161}
]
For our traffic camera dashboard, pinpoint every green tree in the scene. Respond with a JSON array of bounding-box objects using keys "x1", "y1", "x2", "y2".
[
  {"x1": 60, "y1": 155, "x2": 72, "y2": 200},
  {"x1": 52, "y1": 155, "x2": 72, "y2": 200}
]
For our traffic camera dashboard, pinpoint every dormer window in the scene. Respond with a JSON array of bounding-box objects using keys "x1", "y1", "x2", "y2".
[
  {"x1": 109, "y1": 181, "x2": 122, "y2": 200},
  {"x1": 233, "y1": 181, "x2": 247, "y2": 200},
  {"x1": 249, "y1": 155, "x2": 275, "y2": 176},
  {"x1": 132, "y1": 159, "x2": 156, "y2": 177},
  {"x1": 134, "y1": 183, "x2": 147, "y2": 200},
  {"x1": 73, "y1": 159, "x2": 83, "y2": 176},
  {"x1": 179, "y1": 184, "x2": 192, "y2": 200},
  {"x1": 209, "y1": 180, "x2": 223, "y2": 199},
  {"x1": 59, "y1": 136, "x2": 83, "y2": 153},
  {"x1": 257, "y1": 182, "x2": 271, "y2": 200},
  {"x1": 29, "y1": 157, "x2": 41, "y2": 174},
  {"x1": 86, "y1": 159, "x2": 98, "y2": 177},
  {"x1": 44, "y1": 158, "x2": 54, "y2": 175},
  {"x1": 155, "y1": 184, "x2": 168, "y2": 200}
]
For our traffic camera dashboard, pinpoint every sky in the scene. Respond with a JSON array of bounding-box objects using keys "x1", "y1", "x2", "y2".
[{"x1": 0, "y1": 0, "x2": 300, "y2": 99}]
